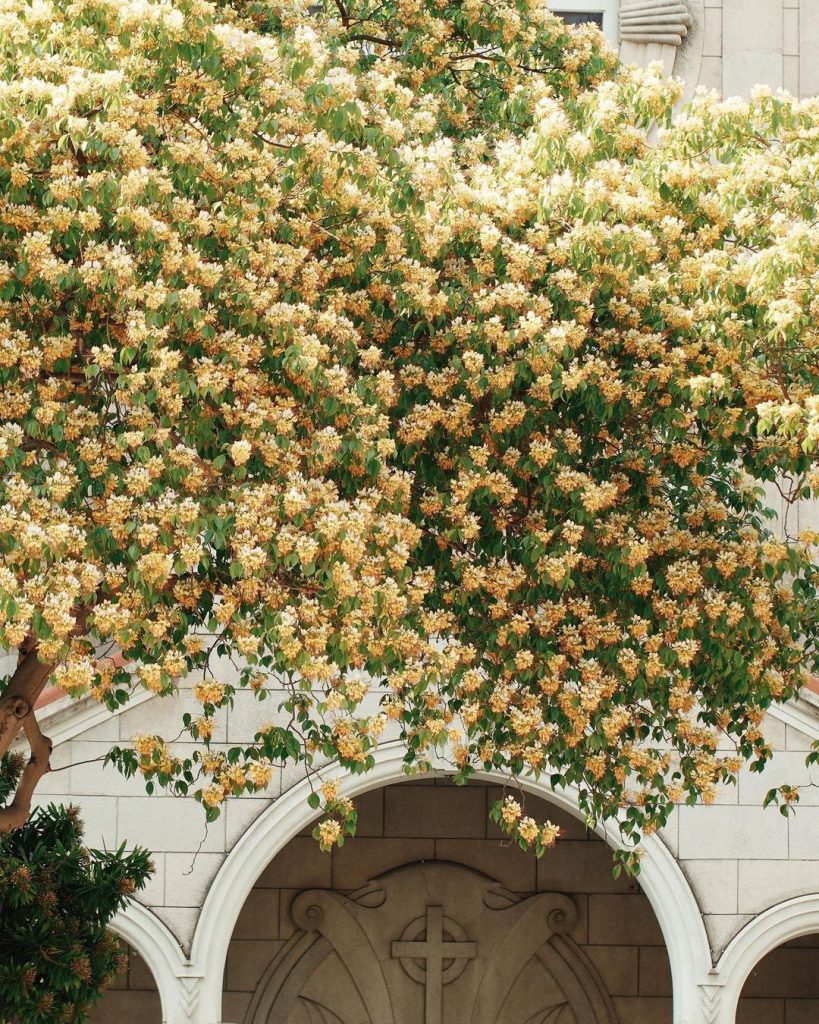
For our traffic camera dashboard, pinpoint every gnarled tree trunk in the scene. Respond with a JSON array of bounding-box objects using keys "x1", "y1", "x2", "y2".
[{"x1": 0, "y1": 646, "x2": 56, "y2": 832}]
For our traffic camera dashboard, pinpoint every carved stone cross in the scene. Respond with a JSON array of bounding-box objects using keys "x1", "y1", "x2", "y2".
[{"x1": 391, "y1": 905, "x2": 477, "y2": 1024}]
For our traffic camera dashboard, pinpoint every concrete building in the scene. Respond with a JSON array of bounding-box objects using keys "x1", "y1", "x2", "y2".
[{"x1": 17, "y1": 4, "x2": 819, "y2": 1024}]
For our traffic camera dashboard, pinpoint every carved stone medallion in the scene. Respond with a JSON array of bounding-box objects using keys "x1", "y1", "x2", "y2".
[
  {"x1": 392, "y1": 905, "x2": 476, "y2": 1024},
  {"x1": 245, "y1": 862, "x2": 617, "y2": 1024}
]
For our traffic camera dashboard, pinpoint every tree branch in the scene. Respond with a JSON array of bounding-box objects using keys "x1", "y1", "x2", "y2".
[
  {"x1": 332, "y1": 0, "x2": 350, "y2": 27},
  {"x1": 0, "y1": 712, "x2": 53, "y2": 833},
  {"x1": 0, "y1": 598, "x2": 110, "y2": 830},
  {"x1": 346, "y1": 33, "x2": 400, "y2": 49},
  {"x1": 0, "y1": 600, "x2": 98, "y2": 762},
  {"x1": 0, "y1": 647, "x2": 55, "y2": 761}
]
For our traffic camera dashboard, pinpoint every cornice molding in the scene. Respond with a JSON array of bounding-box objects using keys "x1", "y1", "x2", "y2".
[
  {"x1": 18, "y1": 683, "x2": 817, "y2": 760},
  {"x1": 766, "y1": 691, "x2": 819, "y2": 741},
  {"x1": 10, "y1": 688, "x2": 155, "y2": 750}
]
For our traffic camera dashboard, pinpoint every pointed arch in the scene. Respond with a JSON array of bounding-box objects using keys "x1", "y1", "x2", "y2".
[
  {"x1": 708, "y1": 894, "x2": 819, "y2": 1024},
  {"x1": 191, "y1": 742, "x2": 711, "y2": 1024},
  {"x1": 111, "y1": 901, "x2": 202, "y2": 1024}
]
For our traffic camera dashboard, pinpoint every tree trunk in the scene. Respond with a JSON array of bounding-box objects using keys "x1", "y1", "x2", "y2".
[
  {"x1": 0, "y1": 647, "x2": 57, "y2": 832},
  {"x1": 0, "y1": 710, "x2": 53, "y2": 831},
  {"x1": 0, "y1": 647, "x2": 54, "y2": 761}
]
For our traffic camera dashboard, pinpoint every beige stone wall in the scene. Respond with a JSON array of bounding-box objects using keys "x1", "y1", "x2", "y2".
[
  {"x1": 221, "y1": 780, "x2": 673, "y2": 1024},
  {"x1": 34, "y1": 683, "x2": 819, "y2": 963},
  {"x1": 89, "y1": 945, "x2": 161, "y2": 1024},
  {"x1": 671, "y1": 710, "x2": 819, "y2": 957},
  {"x1": 737, "y1": 934, "x2": 819, "y2": 1023},
  {"x1": 621, "y1": 0, "x2": 819, "y2": 100},
  {"x1": 711, "y1": 0, "x2": 818, "y2": 98},
  {"x1": 23, "y1": 656, "x2": 288, "y2": 952},
  {"x1": 18, "y1": 688, "x2": 819, "y2": 1021}
]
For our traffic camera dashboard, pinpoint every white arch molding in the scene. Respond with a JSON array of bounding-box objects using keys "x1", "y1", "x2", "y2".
[
  {"x1": 191, "y1": 742, "x2": 712, "y2": 1024},
  {"x1": 702, "y1": 894, "x2": 819, "y2": 1024},
  {"x1": 111, "y1": 901, "x2": 203, "y2": 1024}
]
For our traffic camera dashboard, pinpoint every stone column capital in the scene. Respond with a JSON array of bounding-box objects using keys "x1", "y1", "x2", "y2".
[{"x1": 620, "y1": 0, "x2": 693, "y2": 47}]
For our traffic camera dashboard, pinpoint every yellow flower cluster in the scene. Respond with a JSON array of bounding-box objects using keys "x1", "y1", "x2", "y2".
[
  {"x1": 495, "y1": 795, "x2": 562, "y2": 854},
  {"x1": 192, "y1": 681, "x2": 226, "y2": 706},
  {"x1": 0, "y1": 0, "x2": 817, "y2": 854}
]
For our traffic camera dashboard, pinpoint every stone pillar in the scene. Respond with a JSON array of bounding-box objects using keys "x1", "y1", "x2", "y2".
[
  {"x1": 783, "y1": 0, "x2": 799, "y2": 94},
  {"x1": 699, "y1": 0, "x2": 724, "y2": 93},
  {"x1": 799, "y1": 0, "x2": 819, "y2": 97},
  {"x1": 722, "y1": 0, "x2": 783, "y2": 97},
  {"x1": 619, "y1": 0, "x2": 694, "y2": 76}
]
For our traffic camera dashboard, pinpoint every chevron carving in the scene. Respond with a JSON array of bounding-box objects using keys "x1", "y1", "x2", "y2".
[
  {"x1": 178, "y1": 975, "x2": 201, "y2": 1019},
  {"x1": 699, "y1": 984, "x2": 722, "y2": 1024}
]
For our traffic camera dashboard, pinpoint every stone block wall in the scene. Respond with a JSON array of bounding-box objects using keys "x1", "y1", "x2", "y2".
[
  {"x1": 671, "y1": 709, "x2": 819, "y2": 957},
  {"x1": 737, "y1": 934, "x2": 819, "y2": 1023},
  {"x1": 627, "y1": 0, "x2": 819, "y2": 100},
  {"x1": 28, "y1": 669, "x2": 819, "y2": 965},
  {"x1": 90, "y1": 946, "x2": 160, "y2": 1024},
  {"x1": 21, "y1": 655, "x2": 819, "y2": 1023},
  {"x1": 27, "y1": 658, "x2": 283, "y2": 952},
  {"x1": 710, "y1": 0, "x2": 819, "y2": 98}
]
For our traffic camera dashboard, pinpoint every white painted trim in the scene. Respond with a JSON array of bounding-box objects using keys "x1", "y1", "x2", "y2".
[
  {"x1": 706, "y1": 894, "x2": 819, "y2": 1024},
  {"x1": 24, "y1": 684, "x2": 816, "y2": 753},
  {"x1": 6, "y1": 630, "x2": 224, "y2": 751},
  {"x1": 191, "y1": 741, "x2": 711, "y2": 1024},
  {"x1": 38, "y1": 693, "x2": 818, "y2": 770},
  {"x1": 111, "y1": 901, "x2": 203, "y2": 1024},
  {"x1": 8, "y1": 686, "x2": 155, "y2": 754}
]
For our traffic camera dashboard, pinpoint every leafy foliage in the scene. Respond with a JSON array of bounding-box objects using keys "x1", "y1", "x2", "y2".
[
  {"x1": 0, "y1": 0, "x2": 818, "y2": 854},
  {"x1": 0, "y1": 754, "x2": 153, "y2": 1023}
]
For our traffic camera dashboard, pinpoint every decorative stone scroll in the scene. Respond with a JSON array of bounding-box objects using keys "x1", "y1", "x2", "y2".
[
  {"x1": 619, "y1": 0, "x2": 692, "y2": 47},
  {"x1": 245, "y1": 862, "x2": 617, "y2": 1024}
]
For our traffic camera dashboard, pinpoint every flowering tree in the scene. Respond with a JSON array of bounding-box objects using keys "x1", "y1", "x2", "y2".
[{"x1": 1, "y1": 0, "x2": 818, "y2": 860}]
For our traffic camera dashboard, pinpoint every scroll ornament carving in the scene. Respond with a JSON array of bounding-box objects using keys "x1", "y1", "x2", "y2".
[
  {"x1": 619, "y1": 0, "x2": 692, "y2": 47},
  {"x1": 247, "y1": 863, "x2": 616, "y2": 1024}
]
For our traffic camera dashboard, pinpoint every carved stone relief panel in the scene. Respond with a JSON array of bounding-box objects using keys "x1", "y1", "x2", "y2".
[
  {"x1": 245, "y1": 862, "x2": 617, "y2": 1024},
  {"x1": 620, "y1": 0, "x2": 693, "y2": 47},
  {"x1": 619, "y1": 0, "x2": 704, "y2": 96}
]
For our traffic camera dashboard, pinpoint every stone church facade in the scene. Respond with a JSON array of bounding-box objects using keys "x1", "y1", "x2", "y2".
[
  {"x1": 17, "y1": 3, "x2": 819, "y2": 1024},
  {"x1": 27, "y1": 682, "x2": 819, "y2": 1024}
]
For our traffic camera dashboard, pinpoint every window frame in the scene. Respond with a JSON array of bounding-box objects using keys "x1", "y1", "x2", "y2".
[{"x1": 548, "y1": 0, "x2": 619, "y2": 45}]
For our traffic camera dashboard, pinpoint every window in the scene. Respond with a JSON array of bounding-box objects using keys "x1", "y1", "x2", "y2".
[
  {"x1": 548, "y1": 0, "x2": 618, "y2": 44},
  {"x1": 556, "y1": 12, "x2": 604, "y2": 28}
]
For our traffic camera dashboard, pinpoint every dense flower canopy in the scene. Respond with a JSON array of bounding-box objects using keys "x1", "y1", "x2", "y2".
[{"x1": 1, "y1": 0, "x2": 819, "y2": 854}]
